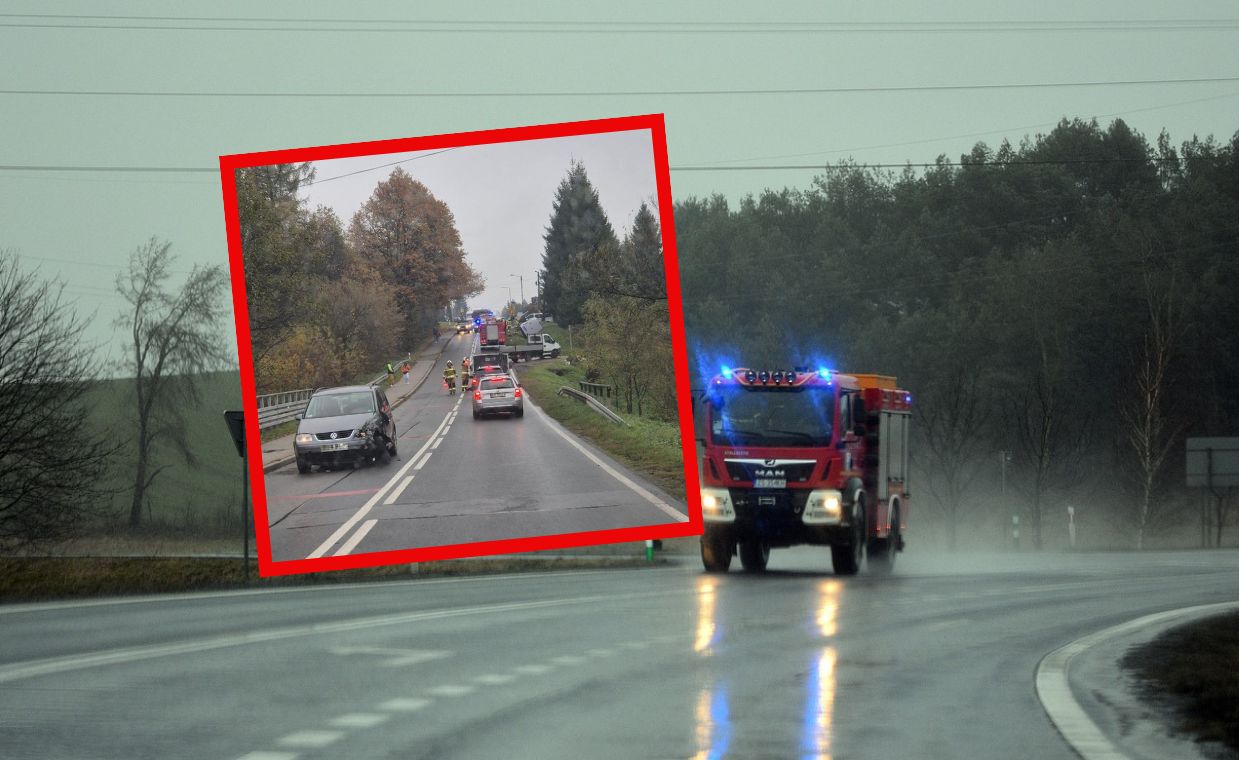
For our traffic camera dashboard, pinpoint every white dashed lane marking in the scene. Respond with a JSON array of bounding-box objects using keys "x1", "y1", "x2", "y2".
[
  {"x1": 514, "y1": 664, "x2": 552, "y2": 675},
  {"x1": 277, "y1": 730, "x2": 343, "y2": 748},
  {"x1": 329, "y1": 713, "x2": 390, "y2": 729},
  {"x1": 587, "y1": 648, "x2": 615, "y2": 657},
  {"x1": 384, "y1": 476, "x2": 415, "y2": 505},
  {"x1": 551, "y1": 655, "x2": 586, "y2": 666},
  {"x1": 474, "y1": 673, "x2": 517, "y2": 685},
  {"x1": 426, "y1": 684, "x2": 475, "y2": 697},
  {"x1": 379, "y1": 697, "x2": 432, "y2": 712},
  {"x1": 234, "y1": 753, "x2": 299, "y2": 760},
  {"x1": 333, "y1": 519, "x2": 377, "y2": 557}
]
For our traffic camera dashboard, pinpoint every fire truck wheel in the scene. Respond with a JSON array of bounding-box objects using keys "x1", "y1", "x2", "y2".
[
  {"x1": 738, "y1": 539, "x2": 770, "y2": 572},
  {"x1": 701, "y1": 530, "x2": 732, "y2": 573},
  {"x1": 831, "y1": 499, "x2": 865, "y2": 576}
]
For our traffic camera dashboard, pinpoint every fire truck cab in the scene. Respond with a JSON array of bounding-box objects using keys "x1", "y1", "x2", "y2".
[{"x1": 698, "y1": 366, "x2": 911, "y2": 575}]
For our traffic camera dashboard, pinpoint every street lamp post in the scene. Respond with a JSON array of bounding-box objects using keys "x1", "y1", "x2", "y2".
[{"x1": 510, "y1": 274, "x2": 524, "y2": 306}]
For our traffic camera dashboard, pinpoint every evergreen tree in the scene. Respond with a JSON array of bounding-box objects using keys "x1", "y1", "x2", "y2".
[{"x1": 541, "y1": 162, "x2": 617, "y2": 325}]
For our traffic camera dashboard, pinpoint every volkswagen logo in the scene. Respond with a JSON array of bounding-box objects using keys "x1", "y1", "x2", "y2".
[
  {"x1": 764, "y1": 458, "x2": 777, "y2": 466},
  {"x1": 329, "y1": 432, "x2": 338, "y2": 439}
]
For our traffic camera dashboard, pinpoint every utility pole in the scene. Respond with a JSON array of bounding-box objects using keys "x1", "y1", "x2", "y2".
[{"x1": 999, "y1": 450, "x2": 1012, "y2": 548}]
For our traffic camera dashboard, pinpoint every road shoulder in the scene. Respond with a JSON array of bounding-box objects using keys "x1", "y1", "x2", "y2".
[{"x1": 1036, "y1": 601, "x2": 1239, "y2": 760}]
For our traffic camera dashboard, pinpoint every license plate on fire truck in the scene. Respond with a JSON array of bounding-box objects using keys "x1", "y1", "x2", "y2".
[{"x1": 753, "y1": 477, "x2": 786, "y2": 489}]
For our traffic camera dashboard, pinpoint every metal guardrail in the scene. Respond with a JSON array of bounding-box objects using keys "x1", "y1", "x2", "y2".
[
  {"x1": 257, "y1": 354, "x2": 415, "y2": 430},
  {"x1": 578, "y1": 381, "x2": 613, "y2": 399},
  {"x1": 558, "y1": 386, "x2": 626, "y2": 425},
  {"x1": 256, "y1": 388, "x2": 314, "y2": 430}
]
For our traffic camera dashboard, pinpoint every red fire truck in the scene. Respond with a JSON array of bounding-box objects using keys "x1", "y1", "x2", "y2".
[
  {"x1": 697, "y1": 366, "x2": 911, "y2": 575},
  {"x1": 479, "y1": 319, "x2": 506, "y2": 346}
]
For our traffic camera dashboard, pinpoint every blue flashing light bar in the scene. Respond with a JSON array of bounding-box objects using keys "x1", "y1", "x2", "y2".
[
  {"x1": 721, "y1": 366, "x2": 733, "y2": 379},
  {"x1": 817, "y1": 368, "x2": 831, "y2": 379}
]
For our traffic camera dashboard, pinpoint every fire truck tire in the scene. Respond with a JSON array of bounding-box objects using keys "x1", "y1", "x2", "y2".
[
  {"x1": 831, "y1": 499, "x2": 865, "y2": 576},
  {"x1": 869, "y1": 502, "x2": 900, "y2": 574},
  {"x1": 701, "y1": 531, "x2": 732, "y2": 573},
  {"x1": 738, "y1": 539, "x2": 770, "y2": 572}
]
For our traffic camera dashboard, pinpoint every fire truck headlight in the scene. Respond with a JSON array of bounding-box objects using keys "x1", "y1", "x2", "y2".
[
  {"x1": 803, "y1": 490, "x2": 843, "y2": 525},
  {"x1": 701, "y1": 488, "x2": 735, "y2": 523}
]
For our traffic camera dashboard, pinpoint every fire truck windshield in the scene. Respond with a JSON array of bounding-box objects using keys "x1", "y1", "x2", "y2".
[{"x1": 709, "y1": 387, "x2": 835, "y2": 447}]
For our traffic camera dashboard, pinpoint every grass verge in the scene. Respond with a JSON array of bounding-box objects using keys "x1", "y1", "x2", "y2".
[
  {"x1": 1121, "y1": 610, "x2": 1239, "y2": 753},
  {"x1": 515, "y1": 359, "x2": 686, "y2": 500},
  {"x1": 0, "y1": 555, "x2": 666, "y2": 603}
]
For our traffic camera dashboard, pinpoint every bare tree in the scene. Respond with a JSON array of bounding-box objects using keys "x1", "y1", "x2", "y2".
[
  {"x1": 0, "y1": 252, "x2": 115, "y2": 550},
  {"x1": 1122, "y1": 264, "x2": 1184, "y2": 549},
  {"x1": 916, "y1": 364, "x2": 991, "y2": 549},
  {"x1": 115, "y1": 239, "x2": 229, "y2": 528}
]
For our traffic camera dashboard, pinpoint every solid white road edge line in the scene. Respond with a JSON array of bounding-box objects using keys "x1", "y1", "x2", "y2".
[
  {"x1": 307, "y1": 406, "x2": 455, "y2": 558},
  {"x1": 1035, "y1": 600, "x2": 1239, "y2": 760},
  {"x1": 333, "y1": 519, "x2": 378, "y2": 557},
  {"x1": 0, "y1": 567, "x2": 683, "y2": 617},
  {"x1": 529, "y1": 400, "x2": 688, "y2": 523},
  {"x1": 0, "y1": 590, "x2": 673, "y2": 685}
]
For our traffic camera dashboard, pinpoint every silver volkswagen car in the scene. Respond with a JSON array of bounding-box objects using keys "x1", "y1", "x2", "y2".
[{"x1": 293, "y1": 386, "x2": 397, "y2": 473}]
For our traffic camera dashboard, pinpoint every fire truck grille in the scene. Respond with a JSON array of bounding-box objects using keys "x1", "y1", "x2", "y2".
[{"x1": 724, "y1": 461, "x2": 815, "y2": 483}]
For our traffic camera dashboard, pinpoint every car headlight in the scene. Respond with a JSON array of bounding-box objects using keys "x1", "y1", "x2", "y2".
[
  {"x1": 701, "y1": 487, "x2": 735, "y2": 523},
  {"x1": 295, "y1": 434, "x2": 314, "y2": 444},
  {"x1": 803, "y1": 490, "x2": 843, "y2": 525},
  {"x1": 355, "y1": 429, "x2": 367, "y2": 438}
]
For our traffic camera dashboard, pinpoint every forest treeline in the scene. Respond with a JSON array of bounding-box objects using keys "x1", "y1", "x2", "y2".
[
  {"x1": 676, "y1": 117, "x2": 1239, "y2": 550},
  {"x1": 237, "y1": 164, "x2": 483, "y2": 393}
]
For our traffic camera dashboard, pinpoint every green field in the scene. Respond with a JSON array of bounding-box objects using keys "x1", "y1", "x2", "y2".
[{"x1": 84, "y1": 371, "x2": 246, "y2": 537}]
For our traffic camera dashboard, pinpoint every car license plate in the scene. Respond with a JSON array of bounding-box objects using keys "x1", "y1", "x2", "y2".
[
  {"x1": 492, "y1": 392, "x2": 508, "y2": 398},
  {"x1": 323, "y1": 443, "x2": 349, "y2": 452},
  {"x1": 753, "y1": 478, "x2": 786, "y2": 489}
]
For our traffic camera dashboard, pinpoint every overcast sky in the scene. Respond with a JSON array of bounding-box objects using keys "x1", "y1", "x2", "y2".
[
  {"x1": 3, "y1": 1, "x2": 1238, "y2": 367},
  {"x1": 297, "y1": 131, "x2": 658, "y2": 314}
]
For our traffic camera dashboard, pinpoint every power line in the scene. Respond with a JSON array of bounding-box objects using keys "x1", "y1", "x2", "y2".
[
  {"x1": 3, "y1": 16, "x2": 1239, "y2": 33},
  {"x1": 4, "y1": 75, "x2": 1239, "y2": 99},
  {"x1": 686, "y1": 90, "x2": 1239, "y2": 166},
  {"x1": 671, "y1": 157, "x2": 1213, "y2": 172},
  {"x1": 0, "y1": 165, "x2": 214, "y2": 173},
  {"x1": 303, "y1": 148, "x2": 457, "y2": 186}
]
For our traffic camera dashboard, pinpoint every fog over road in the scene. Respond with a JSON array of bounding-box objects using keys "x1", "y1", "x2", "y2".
[
  {"x1": 263, "y1": 331, "x2": 686, "y2": 563},
  {"x1": 3, "y1": 549, "x2": 1238, "y2": 759}
]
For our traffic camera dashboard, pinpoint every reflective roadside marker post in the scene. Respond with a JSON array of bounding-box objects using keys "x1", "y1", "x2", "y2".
[
  {"x1": 646, "y1": 540, "x2": 654, "y2": 562},
  {"x1": 1012, "y1": 514, "x2": 1020, "y2": 551},
  {"x1": 1067, "y1": 505, "x2": 1076, "y2": 549},
  {"x1": 223, "y1": 411, "x2": 249, "y2": 583}
]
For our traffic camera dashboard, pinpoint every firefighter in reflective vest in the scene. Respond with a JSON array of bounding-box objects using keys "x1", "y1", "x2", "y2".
[{"x1": 443, "y1": 361, "x2": 457, "y2": 395}]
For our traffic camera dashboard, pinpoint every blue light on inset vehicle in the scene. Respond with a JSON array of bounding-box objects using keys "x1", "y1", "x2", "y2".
[
  {"x1": 721, "y1": 366, "x2": 733, "y2": 379},
  {"x1": 905, "y1": 394, "x2": 912, "y2": 404},
  {"x1": 818, "y1": 368, "x2": 830, "y2": 379}
]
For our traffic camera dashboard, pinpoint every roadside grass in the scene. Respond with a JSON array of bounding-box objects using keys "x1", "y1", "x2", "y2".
[
  {"x1": 515, "y1": 359, "x2": 687, "y2": 500},
  {"x1": 0, "y1": 555, "x2": 665, "y2": 603},
  {"x1": 1121, "y1": 610, "x2": 1239, "y2": 753},
  {"x1": 260, "y1": 419, "x2": 298, "y2": 443}
]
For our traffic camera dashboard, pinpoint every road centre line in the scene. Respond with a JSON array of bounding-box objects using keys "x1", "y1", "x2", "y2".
[
  {"x1": 529, "y1": 401, "x2": 688, "y2": 523},
  {"x1": 234, "y1": 753, "x2": 299, "y2": 760},
  {"x1": 431, "y1": 437, "x2": 442, "y2": 449},
  {"x1": 413, "y1": 452, "x2": 432, "y2": 470},
  {"x1": 383, "y1": 476, "x2": 415, "y2": 505},
  {"x1": 307, "y1": 405, "x2": 454, "y2": 558},
  {"x1": 474, "y1": 673, "x2": 516, "y2": 685},
  {"x1": 333, "y1": 519, "x2": 378, "y2": 557},
  {"x1": 0, "y1": 590, "x2": 672, "y2": 685}
]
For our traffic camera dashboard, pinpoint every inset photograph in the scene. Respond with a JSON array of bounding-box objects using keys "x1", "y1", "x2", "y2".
[{"x1": 219, "y1": 116, "x2": 701, "y2": 575}]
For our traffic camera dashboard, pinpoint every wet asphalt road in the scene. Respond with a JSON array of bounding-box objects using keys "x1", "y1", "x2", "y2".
[
  {"x1": 3, "y1": 548, "x2": 1238, "y2": 759},
  {"x1": 262, "y1": 331, "x2": 686, "y2": 563}
]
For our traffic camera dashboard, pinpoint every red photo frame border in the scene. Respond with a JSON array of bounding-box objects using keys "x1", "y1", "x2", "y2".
[{"x1": 218, "y1": 113, "x2": 703, "y2": 577}]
